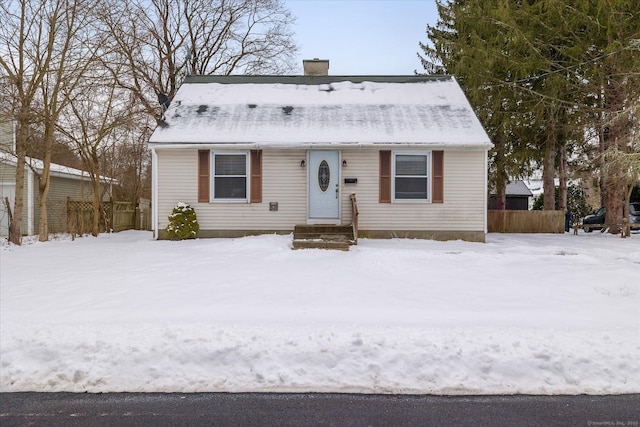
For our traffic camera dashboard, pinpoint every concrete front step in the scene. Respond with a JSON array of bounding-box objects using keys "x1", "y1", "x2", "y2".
[
  {"x1": 293, "y1": 233, "x2": 352, "y2": 241},
  {"x1": 294, "y1": 224, "x2": 353, "y2": 232},
  {"x1": 292, "y1": 224, "x2": 355, "y2": 250},
  {"x1": 292, "y1": 239, "x2": 351, "y2": 251},
  {"x1": 294, "y1": 225, "x2": 353, "y2": 234}
]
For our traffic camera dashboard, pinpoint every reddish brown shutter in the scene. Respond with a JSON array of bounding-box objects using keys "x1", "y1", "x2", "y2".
[
  {"x1": 432, "y1": 150, "x2": 444, "y2": 203},
  {"x1": 379, "y1": 150, "x2": 391, "y2": 203},
  {"x1": 198, "y1": 150, "x2": 210, "y2": 202},
  {"x1": 250, "y1": 150, "x2": 262, "y2": 203}
]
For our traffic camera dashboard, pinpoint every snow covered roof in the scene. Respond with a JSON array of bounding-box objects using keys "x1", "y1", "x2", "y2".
[
  {"x1": 506, "y1": 180, "x2": 533, "y2": 197},
  {"x1": 149, "y1": 75, "x2": 492, "y2": 148},
  {"x1": 0, "y1": 152, "x2": 116, "y2": 184}
]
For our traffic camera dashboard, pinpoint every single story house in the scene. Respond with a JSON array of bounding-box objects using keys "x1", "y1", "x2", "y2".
[
  {"x1": 488, "y1": 180, "x2": 534, "y2": 210},
  {"x1": 0, "y1": 122, "x2": 114, "y2": 237},
  {"x1": 148, "y1": 62, "x2": 493, "y2": 242}
]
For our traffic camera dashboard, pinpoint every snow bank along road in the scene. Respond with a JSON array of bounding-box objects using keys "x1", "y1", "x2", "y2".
[{"x1": 1, "y1": 231, "x2": 638, "y2": 394}]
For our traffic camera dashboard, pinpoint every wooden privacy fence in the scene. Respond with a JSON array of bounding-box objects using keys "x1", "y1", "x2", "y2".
[
  {"x1": 137, "y1": 198, "x2": 152, "y2": 231},
  {"x1": 67, "y1": 198, "x2": 138, "y2": 237},
  {"x1": 67, "y1": 198, "x2": 111, "y2": 237},
  {"x1": 112, "y1": 201, "x2": 136, "y2": 232},
  {"x1": 488, "y1": 210, "x2": 565, "y2": 233}
]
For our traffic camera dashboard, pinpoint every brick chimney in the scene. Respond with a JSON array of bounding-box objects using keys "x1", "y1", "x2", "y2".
[{"x1": 303, "y1": 58, "x2": 329, "y2": 76}]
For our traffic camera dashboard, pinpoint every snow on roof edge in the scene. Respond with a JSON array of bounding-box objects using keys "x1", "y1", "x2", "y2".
[
  {"x1": 0, "y1": 152, "x2": 117, "y2": 184},
  {"x1": 180, "y1": 74, "x2": 454, "y2": 85},
  {"x1": 149, "y1": 141, "x2": 493, "y2": 150}
]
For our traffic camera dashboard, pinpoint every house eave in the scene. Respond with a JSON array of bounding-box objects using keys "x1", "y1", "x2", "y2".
[{"x1": 148, "y1": 141, "x2": 493, "y2": 151}]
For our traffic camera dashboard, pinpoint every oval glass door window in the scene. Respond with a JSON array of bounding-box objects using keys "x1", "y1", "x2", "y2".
[{"x1": 318, "y1": 160, "x2": 330, "y2": 192}]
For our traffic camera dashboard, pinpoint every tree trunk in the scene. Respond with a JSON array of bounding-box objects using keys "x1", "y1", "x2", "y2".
[
  {"x1": 598, "y1": 122, "x2": 606, "y2": 207},
  {"x1": 91, "y1": 150, "x2": 101, "y2": 237},
  {"x1": 9, "y1": 117, "x2": 29, "y2": 245},
  {"x1": 92, "y1": 178, "x2": 101, "y2": 237},
  {"x1": 601, "y1": 64, "x2": 626, "y2": 233},
  {"x1": 542, "y1": 139, "x2": 556, "y2": 210},
  {"x1": 558, "y1": 143, "x2": 568, "y2": 212},
  {"x1": 495, "y1": 181, "x2": 506, "y2": 210},
  {"x1": 543, "y1": 106, "x2": 557, "y2": 210},
  {"x1": 492, "y1": 128, "x2": 507, "y2": 210},
  {"x1": 37, "y1": 174, "x2": 50, "y2": 241},
  {"x1": 37, "y1": 132, "x2": 53, "y2": 242},
  {"x1": 603, "y1": 173, "x2": 624, "y2": 233}
]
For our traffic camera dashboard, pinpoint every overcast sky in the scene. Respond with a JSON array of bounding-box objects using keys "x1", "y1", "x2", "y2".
[{"x1": 285, "y1": 0, "x2": 439, "y2": 75}]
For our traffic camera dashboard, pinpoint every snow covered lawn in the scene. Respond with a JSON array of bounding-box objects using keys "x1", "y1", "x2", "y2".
[{"x1": 1, "y1": 231, "x2": 638, "y2": 394}]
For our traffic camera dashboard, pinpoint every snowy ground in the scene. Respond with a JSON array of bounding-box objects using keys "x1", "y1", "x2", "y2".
[{"x1": 1, "y1": 231, "x2": 638, "y2": 394}]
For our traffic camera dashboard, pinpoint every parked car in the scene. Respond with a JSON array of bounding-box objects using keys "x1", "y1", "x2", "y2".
[
  {"x1": 631, "y1": 202, "x2": 640, "y2": 231},
  {"x1": 582, "y1": 206, "x2": 606, "y2": 232},
  {"x1": 582, "y1": 203, "x2": 640, "y2": 232}
]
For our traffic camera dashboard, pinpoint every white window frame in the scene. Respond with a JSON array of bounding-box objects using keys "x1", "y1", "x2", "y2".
[
  {"x1": 392, "y1": 151, "x2": 431, "y2": 203},
  {"x1": 211, "y1": 151, "x2": 249, "y2": 203}
]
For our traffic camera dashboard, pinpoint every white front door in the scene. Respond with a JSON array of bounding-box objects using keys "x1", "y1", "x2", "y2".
[{"x1": 308, "y1": 151, "x2": 340, "y2": 220}]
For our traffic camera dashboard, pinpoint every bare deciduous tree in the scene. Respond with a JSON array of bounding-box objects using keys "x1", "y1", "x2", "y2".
[
  {"x1": 106, "y1": 125, "x2": 153, "y2": 205},
  {"x1": 0, "y1": 0, "x2": 100, "y2": 243},
  {"x1": 35, "y1": 0, "x2": 102, "y2": 241},
  {"x1": 0, "y1": 0, "x2": 55, "y2": 244},
  {"x1": 58, "y1": 78, "x2": 138, "y2": 236},
  {"x1": 98, "y1": 0, "x2": 298, "y2": 119},
  {"x1": 2, "y1": 0, "x2": 299, "y2": 242}
]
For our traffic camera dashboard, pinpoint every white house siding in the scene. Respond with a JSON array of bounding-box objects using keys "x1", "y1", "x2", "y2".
[
  {"x1": 0, "y1": 162, "x2": 17, "y2": 237},
  {"x1": 156, "y1": 147, "x2": 486, "y2": 240},
  {"x1": 156, "y1": 148, "x2": 308, "y2": 235},
  {"x1": 0, "y1": 161, "x2": 31, "y2": 236},
  {"x1": 339, "y1": 149, "x2": 487, "y2": 235}
]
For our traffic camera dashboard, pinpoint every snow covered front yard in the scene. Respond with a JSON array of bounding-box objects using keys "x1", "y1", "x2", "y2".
[{"x1": 1, "y1": 231, "x2": 638, "y2": 394}]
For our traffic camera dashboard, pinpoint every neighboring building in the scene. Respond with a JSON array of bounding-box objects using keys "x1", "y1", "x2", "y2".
[
  {"x1": 148, "y1": 66, "x2": 493, "y2": 242},
  {"x1": 0, "y1": 121, "x2": 15, "y2": 152},
  {"x1": 488, "y1": 180, "x2": 534, "y2": 210},
  {"x1": 0, "y1": 123, "x2": 114, "y2": 237}
]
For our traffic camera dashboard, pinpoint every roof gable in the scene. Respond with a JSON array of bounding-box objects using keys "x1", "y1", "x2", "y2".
[{"x1": 149, "y1": 75, "x2": 492, "y2": 148}]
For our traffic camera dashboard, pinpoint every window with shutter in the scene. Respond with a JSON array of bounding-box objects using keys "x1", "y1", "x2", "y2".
[
  {"x1": 199, "y1": 151, "x2": 261, "y2": 203},
  {"x1": 379, "y1": 150, "x2": 391, "y2": 203},
  {"x1": 432, "y1": 150, "x2": 444, "y2": 203},
  {"x1": 382, "y1": 151, "x2": 442, "y2": 203},
  {"x1": 198, "y1": 150, "x2": 210, "y2": 202},
  {"x1": 250, "y1": 150, "x2": 262, "y2": 203},
  {"x1": 394, "y1": 154, "x2": 429, "y2": 200},
  {"x1": 212, "y1": 153, "x2": 248, "y2": 200}
]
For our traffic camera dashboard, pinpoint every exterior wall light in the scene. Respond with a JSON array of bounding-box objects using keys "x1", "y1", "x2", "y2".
[
  {"x1": 342, "y1": 160, "x2": 347, "y2": 167},
  {"x1": 300, "y1": 160, "x2": 306, "y2": 167}
]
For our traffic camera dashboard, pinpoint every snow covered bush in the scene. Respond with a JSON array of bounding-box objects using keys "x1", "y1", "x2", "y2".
[{"x1": 165, "y1": 202, "x2": 199, "y2": 240}]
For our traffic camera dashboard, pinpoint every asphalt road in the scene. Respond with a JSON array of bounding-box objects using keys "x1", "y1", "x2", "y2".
[{"x1": 1, "y1": 393, "x2": 638, "y2": 426}]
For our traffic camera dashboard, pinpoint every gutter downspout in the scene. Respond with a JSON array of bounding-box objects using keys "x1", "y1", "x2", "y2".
[{"x1": 151, "y1": 147, "x2": 158, "y2": 239}]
